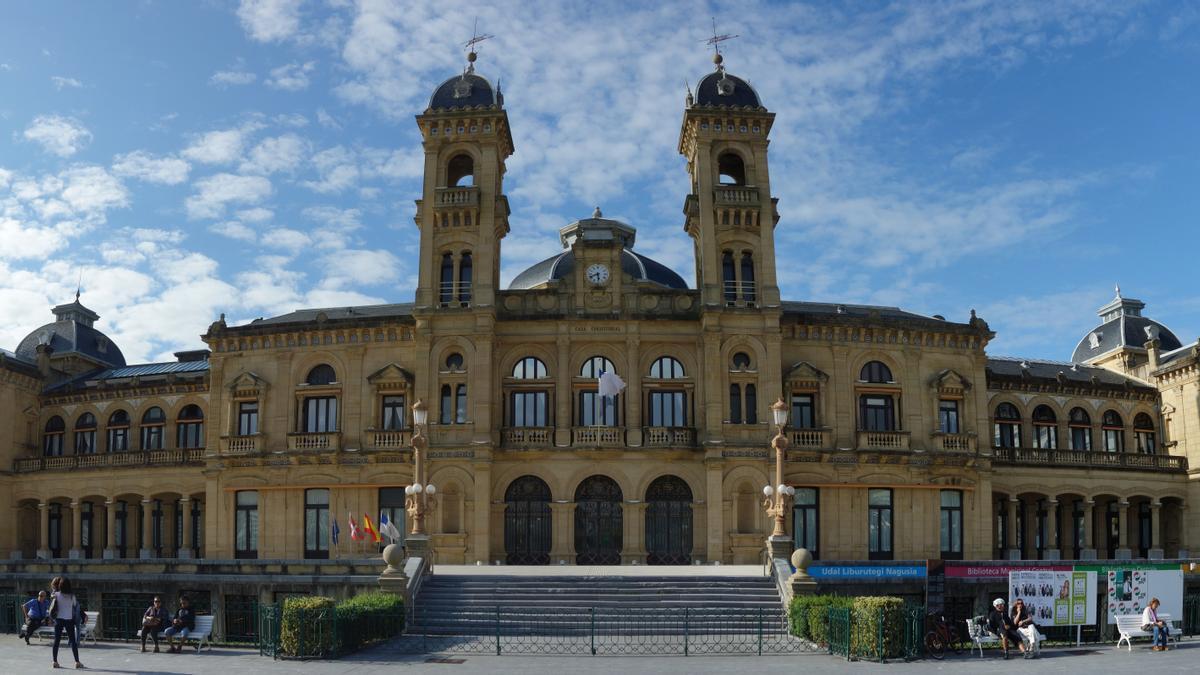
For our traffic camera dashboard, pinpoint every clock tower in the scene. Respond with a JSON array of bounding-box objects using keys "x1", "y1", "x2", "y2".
[{"x1": 561, "y1": 207, "x2": 631, "y2": 315}]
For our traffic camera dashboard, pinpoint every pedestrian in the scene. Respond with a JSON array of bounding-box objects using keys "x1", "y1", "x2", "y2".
[
  {"x1": 139, "y1": 596, "x2": 169, "y2": 653},
  {"x1": 48, "y1": 576, "x2": 84, "y2": 669},
  {"x1": 18, "y1": 589, "x2": 50, "y2": 644},
  {"x1": 986, "y1": 598, "x2": 1024, "y2": 659},
  {"x1": 163, "y1": 595, "x2": 196, "y2": 653},
  {"x1": 1142, "y1": 597, "x2": 1170, "y2": 651}
]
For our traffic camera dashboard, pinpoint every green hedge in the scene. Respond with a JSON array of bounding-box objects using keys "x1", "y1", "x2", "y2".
[
  {"x1": 850, "y1": 596, "x2": 905, "y2": 660},
  {"x1": 278, "y1": 593, "x2": 405, "y2": 659},
  {"x1": 334, "y1": 592, "x2": 405, "y2": 653},
  {"x1": 788, "y1": 594, "x2": 853, "y2": 643},
  {"x1": 280, "y1": 596, "x2": 336, "y2": 658}
]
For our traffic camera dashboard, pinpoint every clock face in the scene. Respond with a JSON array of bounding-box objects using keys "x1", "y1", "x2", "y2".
[{"x1": 585, "y1": 263, "x2": 610, "y2": 286}]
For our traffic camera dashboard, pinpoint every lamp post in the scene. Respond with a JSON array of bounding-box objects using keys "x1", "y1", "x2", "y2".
[
  {"x1": 405, "y1": 399, "x2": 437, "y2": 536},
  {"x1": 762, "y1": 398, "x2": 794, "y2": 544}
]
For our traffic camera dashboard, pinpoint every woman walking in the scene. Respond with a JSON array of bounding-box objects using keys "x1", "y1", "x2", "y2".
[{"x1": 49, "y1": 576, "x2": 84, "y2": 669}]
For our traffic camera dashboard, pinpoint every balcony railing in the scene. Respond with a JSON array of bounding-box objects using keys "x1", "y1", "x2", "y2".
[
  {"x1": 856, "y1": 430, "x2": 911, "y2": 451},
  {"x1": 438, "y1": 282, "x2": 471, "y2": 307},
  {"x1": 933, "y1": 432, "x2": 976, "y2": 453},
  {"x1": 13, "y1": 448, "x2": 205, "y2": 473},
  {"x1": 286, "y1": 432, "x2": 341, "y2": 452},
  {"x1": 992, "y1": 447, "x2": 1188, "y2": 472},
  {"x1": 571, "y1": 426, "x2": 625, "y2": 447},
  {"x1": 643, "y1": 427, "x2": 697, "y2": 448},
  {"x1": 220, "y1": 435, "x2": 261, "y2": 455},
  {"x1": 435, "y1": 186, "x2": 480, "y2": 207},
  {"x1": 722, "y1": 281, "x2": 757, "y2": 306},
  {"x1": 502, "y1": 427, "x2": 554, "y2": 448},
  {"x1": 713, "y1": 186, "x2": 760, "y2": 206},
  {"x1": 367, "y1": 429, "x2": 412, "y2": 450},
  {"x1": 789, "y1": 428, "x2": 832, "y2": 450}
]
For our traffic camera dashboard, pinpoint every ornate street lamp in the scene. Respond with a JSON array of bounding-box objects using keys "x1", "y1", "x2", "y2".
[
  {"x1": 762, "y1": 398, "x2": 794, "y2": 539},
  {"x1": 405, "y1": 399, "x2": 437, "y2": 535}
]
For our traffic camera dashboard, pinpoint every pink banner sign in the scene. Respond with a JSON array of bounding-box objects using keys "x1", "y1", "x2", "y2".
[{"x1": 945, "y1": 564, "x2": 1072, "y2": 579}]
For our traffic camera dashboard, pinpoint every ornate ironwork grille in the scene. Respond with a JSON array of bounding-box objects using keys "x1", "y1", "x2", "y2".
[
  {"x1": 645, "y1": 475, "x2": 692, "y2": 565},
  {"x1": 574, "y1": 476, "x2": 622, "y2": 565},
  {"x1": 504, "y1": 476, "x2": 552, "y2": 565}
]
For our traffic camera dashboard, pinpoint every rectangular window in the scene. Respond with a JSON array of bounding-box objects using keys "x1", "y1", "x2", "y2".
[
  {"x1": 578, "y1": 391, "x2": 619, "y2": 426},
  {"x1": 1034, "y1": 425, "x2": 1057, "y2": 449},
  {"x1": 940, "y1": 490, "x2": 963, "y2": 559},
  {"x1": 141, "y1": 425, "x2": 163, "y2": 450},
  {"x1": 237, "y1": 402, "x2": 259, "y2": 436},
  {"x1": 75, "y1": 430, "x2": 96, "y2": 455},
  {"x1": 455, "y1": 385, "x2": 468, "y2": 423},
  {"x1": 303, "y1": 396, "x2": 338, "y2": 433},
  {"x1": 440, "y1": 385, "x2": 452, "y2": 424},
  {"x1": 304, "y1": 488, "x2": 330, "y2": 559},
  {"x1": 48, "y1": 504, "x2": 62, "y2": 557},
  {"x1": 938, "y1": 400, "x2": 960, "y2": 434},
  {"x1": 509, "y1": 391, "x2": 549, "y2": 427},
  {"x1": 995, "y1": 422, "x2": 1020, "y2": 448},
  {"x1": 44, "y1": 433, "x2": 64, "y2": 456},
  {"x1": 151, "y1": 499, "x2": 164, "y2": 557},
  {"x1": 868, "y1": 488, "x2": 893, "y2": 560},
  {"x1": 1137, "y1": 503, "x2": 1151, "y2": 558},
  {"x1": 1070, "y1": 426, "x2": 1092, "y2": 451},
  {"x1": 234, "y1": 491, "x2": 258, "y2": 559},
  {"x1": 1135, "y1": 431, "x2": 1156, "y2": 454},
  {"x1": 108, "y1": 427, "x2": 129, "y2": 453},
  {"x1": 381, "y1": 395, "x2": 406, "y2": 431},
  {"x1": 1072, "y1": 501, "x2": 1085, "y2": 555},
  {"x1": 729, "y1": 384, "x2": 742, "y2": 424},
  {"x1": 860, "y1": 396, "x2": 896, "y2": 432},
  {"x1": 648, "y1": 391, "x2": 687, "y2": 427},
  {"x1": 114, "y1": 501, "x2": 128, "y2": 558},
  {"x1": 792, "y1": 488, "x2": 819, "y2": 560},
  {"x1": 177, "y1": 422, "x2": 203, "y2": 449},
  {"x1": 379, "y1": 487, "x2": 406, "y2": 549},
  {"x1": 791, "y1": 394, "x2": 816, "y2": 429},
  {"x1": 1103, "y1": 429, "x2": 1122, "y2": 453}
]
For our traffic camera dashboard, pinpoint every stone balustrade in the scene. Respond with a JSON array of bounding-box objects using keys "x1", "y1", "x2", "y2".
[
  {"x1": 789, "y1": 428, "x2": 832, "y2": 450},
  {"x1": 571, "y1": 426, "x2": 625, "y2": 447},
  {"x1": 367, "y1": 429, "x2": 412, "y2": 450},
  {"x1": 992, "y1": 447, "x2": 1187, "y2": 472},
  {"x1": 933, "y1": 432, "x2": 976, "y2": 452},
  {"x1": 286, "y1": 432, "x2": 341, "y2": 452},
  {"x1": 856, "y1": 430, "x2": 911, "y2": 451},
  {"x1": 643, "y1": 426, "x2": 697, "y2": 448},
  {"x1": 220, "y1": 435, "x2": 261, "y2": 455},
  {"x1": 501, "y1": 427, "x2": 554, "y2": 448},
  {"x1": 13, "y1": 448, "x2": 205, "y2": 473}
]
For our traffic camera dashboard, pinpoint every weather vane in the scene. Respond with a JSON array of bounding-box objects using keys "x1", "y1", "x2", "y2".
[
  {"x1": 704, "y1": 17, "x2": 739, "y2": 60},
  {"x1": 464, "y1": 17, "x2": 494, "y2": 70}
]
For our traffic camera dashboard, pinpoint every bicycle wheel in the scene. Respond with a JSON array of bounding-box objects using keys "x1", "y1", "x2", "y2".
[
  {"x1": 948, "y1": 625, "x2": 964, "y2": 654},
  {"x1": 925, "y1": 630, "x2": 946, "y2": 659}
]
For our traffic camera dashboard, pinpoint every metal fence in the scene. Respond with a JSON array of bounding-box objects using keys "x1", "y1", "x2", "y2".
[
  {"x1": 258, "y1": 603, "x2": 405, "y2": 660},
  {"x1": 100, "y1": 593, "x2": 154, "y2": 640},
  {"x1": 0, "y1": 594, "x2": 23, "y2": 634},
  {"x1": 826, "y1": 604, "x2": 925, "y2": 662},
  {"x1": 224, "y1": 595, "x2": 259, "y2": 644}
]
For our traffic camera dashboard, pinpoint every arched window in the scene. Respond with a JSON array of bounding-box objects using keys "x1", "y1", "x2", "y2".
[
  {"x1": 729, "y1": 384, "x2": 742, "y2": 424},
  {"x1": 74, "y1": 413, "x2": 97, "y2": 455},
  {"x1": 1133, "y1": 412, "x2": 1156, "y2": 454},
  {"x1": 1101, "y1": 410, "x2": 1124, "y2": 452},
  {"x1": 579, "y1": 356, "x2": 619, "y2": 426},
  {"x1": 994, "y1": 403, "x2": 1021, "y2": 449},
  {"x1": 731, "y1": 352, "x2": 752, "y2": 371},
  {"x1": 107, "y1": 410, "x2": 130, "y2": 453},
  {"x1": 458, "y1": 252, "x2": 472, "y2": 304},
  {"x1": 648, "y1": 356, "x2": 686, "y2": 379},
  {"x1": 740, "y1": 252, "x2": 756, "y2": 302},
  {"x1": 722, "y1": 251, "x2": 736, "y2": 302},
  {"x1": 1068, "y1": 407, "x2": 1092, "y2": 451},
  {"x1": 439, "y1": 253, "x2": 454, "y2": 304},
  {"x1": 177, "y1": 404, "x2": 205, "y2": 449},
  {"x1": 306, "y1": 364, "x2": 337, "y2": 385},
  {"x1": 1031, "y1": 405, "x2": 1057, "y2": 449},
  {"x1": 717, "y1": 152, "x2": 746, "y2": 185},
  {"x1": 859, "y1": 361, "x2": 894, "y2": 383},
  {"x1": 446, "y1": 153, "x2": 474, "y2": 187},
  {"x1": 43, "y1": 416, "x2": 65, "y2": 457},
  {"x1": 445, "y1": 353, "x2": 465, "y2": 371},
  {"x1": 140, "y1": 407, "x2": 166, "y2": 450},
  {"x1": 580, "y1": 356, "x2": 615, "y2": 378},
  {"x1": 511, "y1": 357, "x2": 548, "y2": 379}
]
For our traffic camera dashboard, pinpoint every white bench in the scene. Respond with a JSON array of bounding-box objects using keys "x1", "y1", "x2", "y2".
[
  {"x1": 965, "y1": 617, "x2": 1045, "y2": 657},
  {"x1": 1115, "y1": 613, "x2": 1180, "y2": 651},
  {"x1": 32, "y1": 613, "x2": 98, "y2": 645},
  {"x1": 140, "y1": 614, "x2": 215, "y2": 653}
]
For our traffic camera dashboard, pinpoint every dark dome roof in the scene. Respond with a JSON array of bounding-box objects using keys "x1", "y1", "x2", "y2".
[
  {"x1": 15, "y1": 319, "x2": 126, "y2": 368},
  {"x1": 509, "y1": 249, "x2": 689, "y2": 291},
  {"x1": 1071, "y1": 291, "x2": 1182, "y2": 363},
  {"x1": 694, "y1": 70, "x2": 762, "y2": 108},
  {"x1": 428, "y1": 72, "x2": 500, "y2": 111}
]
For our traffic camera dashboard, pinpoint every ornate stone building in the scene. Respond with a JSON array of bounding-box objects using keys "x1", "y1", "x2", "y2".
[{"x1": 1, "y1": 53, "x2": 1195, "y2": 581}]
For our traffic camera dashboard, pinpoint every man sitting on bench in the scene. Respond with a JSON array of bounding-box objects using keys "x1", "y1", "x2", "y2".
[
  {"x1": 164, "y1": 595, "x2": 196, "y2": 654},
  {"x1": 986, "y1": 598, "x2": 1025, "y2": 659}
]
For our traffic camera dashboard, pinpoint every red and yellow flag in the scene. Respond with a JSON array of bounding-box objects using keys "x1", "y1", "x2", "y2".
[{"x1": 362, "y1": 513, "x2": 381, "y2": 543}]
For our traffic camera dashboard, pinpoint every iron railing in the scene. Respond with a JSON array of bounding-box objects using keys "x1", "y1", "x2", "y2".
[
  {"x1": 259, "y1": 603, "x2": 404, "y2": 660},
  {"x1": 224, "y1": 595, "x2": 259, "y2": 644},
  {"x1": 0, "y1": 594, "x2": 23, "y2": 634},
  {"x1": 827, "y1": 607, "x2": 851, "y2": 660}
]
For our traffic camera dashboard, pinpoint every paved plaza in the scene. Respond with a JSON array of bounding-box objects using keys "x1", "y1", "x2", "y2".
[{"x1": 3, "y1": 637, "x2": 1200, "y2": 674}]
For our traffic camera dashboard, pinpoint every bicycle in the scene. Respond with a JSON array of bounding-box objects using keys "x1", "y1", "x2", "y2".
[{"x1": 924, "y1": 613, "x2": 963, "y2": 659}]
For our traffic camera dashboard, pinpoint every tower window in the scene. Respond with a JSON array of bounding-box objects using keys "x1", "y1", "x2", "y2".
[
  {"x1": 458, "y1": 252, "x2": 472, "y2": 304},
  {"x1": 717, "y1": 152, "x2": 746, "y2": 186},
  {"x1": 447, "y1": 154, "x2": 474, "y2": 187}
]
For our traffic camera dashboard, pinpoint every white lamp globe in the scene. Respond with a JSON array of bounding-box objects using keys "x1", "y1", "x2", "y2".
[
  {"x1": 785, "y1": 486, "x2": 796, "y2": 497},
  {"x1": 412, "y1": 483, "x2": 424, "y2": 494},
  {"x1": 425, "y1": 484, "x2": 437, "y2": 496},
  {"x1": 762, "y1": 485, "x2": 774, "y2": 497},
  {"x1": 404, "y1": 485, "x2": 414, "y2": 495},
  {"x1": 777, "y1": 484, "x2": 787, "y2": 495}
]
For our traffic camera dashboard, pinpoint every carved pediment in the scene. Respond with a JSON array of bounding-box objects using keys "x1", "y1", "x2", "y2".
[
  {"x1": 367, "y1": 363, "x2": 415, "y2": 390},
  {"x1": 930, "y1": 368, "x2": 972, "y2": 391},
  {"x1": 228, "y1": 371, "x2": 268, "y2": 393},
  {"x1": 785, "y1": 361, "x2": 829, "y2": 384}
]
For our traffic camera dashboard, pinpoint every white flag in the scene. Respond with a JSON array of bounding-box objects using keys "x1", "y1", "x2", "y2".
[{"x1": 598, "y1": 370, "x2": 626, "y2": 398}]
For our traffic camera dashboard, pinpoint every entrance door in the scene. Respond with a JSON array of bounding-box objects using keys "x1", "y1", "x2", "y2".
[
  {"x1": 504, "y1": 476, "x2": 552, "y2": 565},
  {"x1": 645, "y1": 475, "x2": 692, "y2": 565},
  {"x1": 574, "y1": 475, "x2": 622, "y2": 565}
]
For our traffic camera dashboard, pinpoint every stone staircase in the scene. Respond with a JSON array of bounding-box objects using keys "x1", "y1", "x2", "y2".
[{"x1": 410, "y1": 574, "x2": 786, "y2": 636}]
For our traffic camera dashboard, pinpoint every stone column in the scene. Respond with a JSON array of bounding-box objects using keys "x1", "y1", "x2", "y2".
[
  {"x1": 554, "y1": 331, "x2": 571, "y2": 447},
  {"x1": 472, "y1": 461, "x2": 491, "y2": 564},
  {"x1": 1006, "y1": 498, "x2": 1020, "y2": 560},
  {"x1": 37, "y1": 502, "x2": 51, "y2": 559},
  {"x1": 625, "y1": 502, "x2": 648, "y2": 564},
  {"x1": 706, "y1": 460, "x2": 725, "y2": 562},
  {"x1": 1024, "y1": 501, "x2": 1037, "y2": 559},
  {"x1": 69, "y1": 500, "x2": 84, "y2": 559},
  {"x1": 1149, "y1": 501, "x2": 1163, "y2": 560},
  {"x1": 1044, "y1": 498, "x2": 1060, "y2": 560},
  {"x1": 179, "y1": 497, "x2": 194, "y2": 559},
  {"x1": 140, "y1": 499, "x2": 154, "y2": 559},
  {"x1": 1179, "y1": 505, "x2": 1190, "y2": 558},
  {"x1": 549, "y1": 502, "x2": 572, "y2": 564},
  {"x1": 104, "y1": 500, "x2": 118, "y2": 559},
  {"x1": 1080, "y1": 499, "x2": 1097, "y2": 560},
  {"x1": 1115, "y1": 500, "x2": 1131, "y2": 560}
]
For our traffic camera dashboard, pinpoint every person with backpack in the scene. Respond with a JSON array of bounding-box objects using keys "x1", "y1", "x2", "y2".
[{"x1": 48, "y1": 576, "x2": 84, "y2": 669}]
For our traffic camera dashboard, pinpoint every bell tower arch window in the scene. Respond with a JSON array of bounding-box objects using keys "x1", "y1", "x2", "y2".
[
  {"x1": 722, "y1": 251, "x2": 736, "y2": 303},
  {"x1": 439, "y1": 253, "x2": 454, "y2": 305},
  {"x1": 717, "y1": 152, "x2": 746, "y2": 186},
  {"x1": 740, "y1": 252, "x2": 756, "y2": 303},
  {"x1": 446, "y1": 153, "x2": 474, "y2": 187}
]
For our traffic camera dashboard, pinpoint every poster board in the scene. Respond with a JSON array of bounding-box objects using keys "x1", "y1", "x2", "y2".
[
  {"x1": 1105, "y1": 568, "x2": 1183, "y2": 620},
  {"x1": 1008, "y1": 570, "x2": 1097, "y2": 626}
]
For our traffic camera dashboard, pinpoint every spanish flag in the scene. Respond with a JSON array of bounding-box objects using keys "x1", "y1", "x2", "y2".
[{"x1": 362, "y1": 513, "x2": 381, "y2": 543}]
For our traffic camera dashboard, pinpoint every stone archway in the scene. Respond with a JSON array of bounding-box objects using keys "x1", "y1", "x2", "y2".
[
  {"x1": 504, "y1": 475, "x2": 552, "y2": 565},
  {"x1": 645, "y1": 475, "x2": 692, "y2": 565},
  {"x1": 574, "y1": 475, "x2": 622, "y2": 565}
]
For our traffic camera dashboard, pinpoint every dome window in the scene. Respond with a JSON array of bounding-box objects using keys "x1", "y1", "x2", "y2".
[{"x1": 445, "y1": 353, "x2": 465, "y2": 371}]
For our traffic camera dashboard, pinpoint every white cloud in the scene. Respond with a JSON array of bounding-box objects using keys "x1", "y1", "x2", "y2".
[
  {"x1": 316, "y1": 108, "x2": 341, "y2": 129},
  {"x1": 112, "y1": 150, "x2": 191, "y2": 185},
  {"x1": 240, "y1": 133, "x2": 309, "y2": 174},
  {"x1": 302, "y1": 145, "x2": 359, "y2": 193},
  {"x1": 210, "y1": 69, "x2": 257, "y2": 87},
  {"x1": 50, "y1": 75, "x2": 82, "y2": 90},
  {"x1": 236, "y1": 207, "x2": 274, "y2": 223},
  {"x1": 59, "y1": 166, "x2": 130, "y2": 213},
  {"x1": 185, "y1": 173, "x2": 272, "y2": 219},
  {"x1": 266, "y1": 61, "x2": 316, "y2": 91},
  {"x1": 181, "y1": 125, "x2": 259, "y2": 165},
  {"x1": 319, "y1": 248, "x2": 401, "y2": 289},
  {"x1": 237, "y1": 0, "x2": 302, "y2": 42},
  {"x1": 21, "y1": 115, "x2": 92, "y2": 157},
  {"x1": 211, "y1": 221, "x2": 259, "y2": 243},
  {"x1": 264, "y1": 227, "x2": 312, "y2": 254}
]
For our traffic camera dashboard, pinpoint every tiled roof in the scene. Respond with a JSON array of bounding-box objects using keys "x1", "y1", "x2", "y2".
[
  {"x1": 43, "y1": 359, "x2": 208, "y2": 394},
  {"x1": 986, "y1": 356, "x2": 1153, "y2": 391},
  {"x1": 249, "y1": 303, "x2": 416, "y2": 326}
]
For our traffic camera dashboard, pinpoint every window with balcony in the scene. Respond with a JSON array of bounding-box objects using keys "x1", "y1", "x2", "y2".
[
  {"x1": 717, "y1": 151, "x2": 746, "y2": 185},
  {"x1": 176, "y1": 405, "x2": 204, "y2": 449},
  {"x1": 868, "y1": 488, "x2": 893, "y2": 560},
  {"x1": 791, "y1": 394, "x2": 816, "y2": 429},
  {"x1": 857, "y1": 361, "x2": 899, "y2": 432},
  {"x1": 234, "y1": 490, "x2": 258, "y2": 559},
  {"x1": 792, "y1": 488, "x2": 819, "y2": 559},
  {"x1": 74, "y1": 413, "x2": 97, "y2": 455},
  {"x1": 940, "y1": 490, "x2": 963, "y2": 560},
  {"x1": 237, "y1": 401, "x2": 259, "y2": 436},
  {"x1": 1069, "y1": 407, "x2": 1092, "y2": 451},
  {"x1": 1032, "y1": 405, "x2": 1057, "y2": 449},
  {"x1": 381, "y1": 395, "x2": 406, "y2": 430},
  {"x1": 300, "y1": 365, "x2": 339, "y2": 433},
  {"x1": 647, "y1": 356, "x2": 689, "y2": 428},
  {"x1": 938, "y1": 400, "x2": 960, "y2": 434},
  {"x1": 994, "y1": 403, "x2": 1021, "y2": 448},
  {"x1": 304, "y1": 488, "x2": 330, "y2": 559},
  {"x1": 740, "y1": 253, "x2": 756, "y2": 303},
  {"x1": 43, "y1": 416, "x2": 65, "y2": 456},
  {"x1": 140, "y1": 407, "x2": 165, "y2": 450},
  {"x1": 459, "y1": 252, "x2": 472, "y2": 304},
  {"x1": 728, "y1": 383, "x2": 757, "y2": 424},
  {"x1": 446, "y1": 153, "x2": 474, "y2": 187},
  {"x1": 1102, "y1": 410, "x2": 1124, "y2": 452},
  {"x1": 578, "y1": 356, "x2": 619, "y2": 426},
  {"x1": 439, "y1": 253, "x2": 454, "y2": 305},
  {"x1": 1134, "y1": 413, "x2": 1156, "y2": 454},
  {"x1": 107, "y1": 410, "x2": 130, "y2": 452},
  {"x1": 722, "y1": 251, "x2": 736, "y2": 303},
  {"x1": 507, "y1": 357, "x2": 551, "y2": 428}
]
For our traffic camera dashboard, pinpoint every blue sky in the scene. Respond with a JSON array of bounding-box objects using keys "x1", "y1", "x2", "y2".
[{"x1": 1, "y1": 0, "x2": 1198, "y2": 364}]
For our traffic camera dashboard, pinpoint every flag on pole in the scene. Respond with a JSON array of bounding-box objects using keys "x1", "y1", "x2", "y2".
[
  {"x1": 362, "y1": 513, "x2": 381, "y2": 543},
  {"x1": 381, "y1": 513, "x2": 402, "y2": 542},
  {"x1": 598, "y1": 369, "x2": 626, "y2": 398},
  {"x1": 348, "y1": 511, "x2": 362, "y2": 541},
  {"x1": 331, "y1": 518, "x2": 340, "y2": 546}
]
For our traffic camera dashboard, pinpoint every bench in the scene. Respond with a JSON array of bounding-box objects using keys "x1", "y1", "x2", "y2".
[
  {"x1": 32, "y1": 613, "x2": 98, "y2": 646},
  {"x1": 965, "y1": 617, "x2": 1045, "y2": 657},
  {"x1": 139, "y1": 614, "x2": 215, "y2": 653},
  {"x1": 1115, "y1": 613, "x2": 1180, "y2": 651}
]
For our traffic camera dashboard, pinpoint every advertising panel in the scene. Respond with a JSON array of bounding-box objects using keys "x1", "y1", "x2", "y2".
[
  {"x1": 1008, "y1": 570, "x2": 1097, "y2": 626},
  {"x1": 1103, "y1": 567, "x2": 1183, "y2": 620}
]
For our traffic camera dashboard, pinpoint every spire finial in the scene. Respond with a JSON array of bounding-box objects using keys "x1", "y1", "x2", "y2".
[
  {"x1": 75, "y1": 270, "x2": 82, "y2": 302},
  {"x1": 593, "y1": 206, "x2": 602, "y2": 218},
  {"x1": 1115, "y1": 283, "x2": 1122, "y2": 299},
  {"x1": 704, "y1": 17, "x2": 739, "y2": 71},
  {"x1": 464, "y1": 18, "x2": 494, "y2": 74}
]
